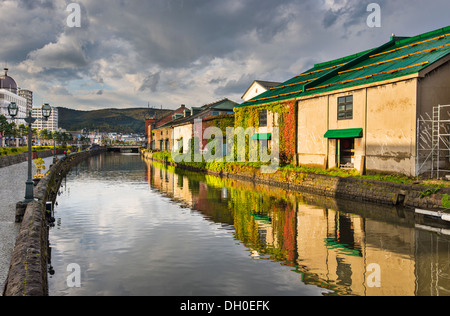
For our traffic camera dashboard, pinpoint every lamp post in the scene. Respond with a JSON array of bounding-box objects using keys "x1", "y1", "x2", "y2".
[{"x1": 7, "y1": 102, "x2": 51, "y2": 202}]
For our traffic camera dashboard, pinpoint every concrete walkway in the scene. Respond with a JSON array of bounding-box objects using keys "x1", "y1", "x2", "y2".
[{"x1": 0, "y1": 156, "x2": 57, "y2": 294}]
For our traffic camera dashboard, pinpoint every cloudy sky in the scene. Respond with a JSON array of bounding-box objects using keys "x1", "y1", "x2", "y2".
[{"x1": 1, "y1": 0, "x2": 449, "y2": 110}]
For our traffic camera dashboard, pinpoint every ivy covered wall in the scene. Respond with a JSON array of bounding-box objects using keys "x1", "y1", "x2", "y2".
[{"x1": 234, "y1": 100, "x2": 297, "y2": 165}]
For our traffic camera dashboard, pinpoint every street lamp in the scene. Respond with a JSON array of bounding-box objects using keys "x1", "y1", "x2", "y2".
[
  {"x1": 7, "y1": 102, "x2": 51, "y2": 202},
  {"x1": 42, "y1": 103, "x2": 52, "y2": 118},
  {"x1": 42, "y1": 103, "x2": 58, "y2": 163},
  {"x1": 7, "y1": 102, "x2": 18, "y2": 117}
]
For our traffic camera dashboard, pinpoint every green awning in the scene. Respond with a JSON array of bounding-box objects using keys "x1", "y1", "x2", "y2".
[
  {"x1": 251, "y1": 133, "x2": 272, "y2": 140},
  {"x1": 324, "y1": 128, "x2": 363, "y2": 139}
]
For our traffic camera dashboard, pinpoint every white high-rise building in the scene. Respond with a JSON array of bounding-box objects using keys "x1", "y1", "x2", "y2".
[
  {"x1": 0, "y1": 68, "x2": 27, "y2": 125},
  {"x1": 18, "y1": 89, "x2": 33, "y2": 113},
  {"x1": 32, "y1": 106, "x2": 58, "y2": 131}
]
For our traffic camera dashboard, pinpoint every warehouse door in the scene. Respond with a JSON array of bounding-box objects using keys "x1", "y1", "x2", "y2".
[{"x1": 337, "y1": 138, "x2": 355, "y2": 169}]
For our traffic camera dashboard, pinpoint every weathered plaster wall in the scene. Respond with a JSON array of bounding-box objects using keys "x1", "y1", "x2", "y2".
[
  {"x1": 173, "y1": 123, "x2": 193, "y2": 154},
  {"x1": 297, "y1": 95, "x2": 329, "y2": 167},
  {"x1": 297, "y1": 77, "x2": 419, "y2": 176},
  {"x1": 153, "y1": 126, "x2": 174, "y2": 151},
  {"x1": 365, "y1": 78, "x2": 418, "y2": 176}
]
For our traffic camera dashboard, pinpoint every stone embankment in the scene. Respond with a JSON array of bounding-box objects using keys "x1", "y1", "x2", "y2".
[
  {"x1": 141, "y1": 151, "x2": 450, "y2": 212},
  {"x1": 0, "y1": 149, "x2": 66, "y2": 169},
  {"x1": 2, "y1": 148, "x2": 106, "y2": 296}
]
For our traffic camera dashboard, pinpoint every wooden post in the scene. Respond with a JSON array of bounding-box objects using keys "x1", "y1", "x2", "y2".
[{"x1": 359, "y1": 155, "x2": 366, "y2": 175}]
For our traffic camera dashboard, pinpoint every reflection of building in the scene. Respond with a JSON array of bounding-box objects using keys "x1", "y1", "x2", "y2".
[
  {"x1": 143, "y1": 158, "x2": 450, "y2": 296},
  {"x1": 296, "y1": 206, "x2": 416, "y2": 296},
  {"x1": 32, "y1": 106, "x2": 58, "y2": 131},
  {"x1": 146, "y1": 162, "x2": 194, "y2": 208}
]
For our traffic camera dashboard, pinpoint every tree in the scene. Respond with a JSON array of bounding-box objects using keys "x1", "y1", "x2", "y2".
[
  {"x1": 52, "y1": 131, "x2": 62, "y2": 146},
  {"x1": 4, "y1": 122, "x2": 19, "y2": 146},
  {"x1": 61, "y1": 132, "x2": 73, "y2": 145},
  {"x1": 0, "y1": 115, "x2": 9, "y2": 135},
  {"x1": 0, "y1": 115, "x2": 8, "y2": 147},
  {"x1": 19, "y1": 124, "x2": 28, "y2": 138},
  {"x1": 39, "y1": 129, "x2": 52, "y2": 145},
  {"x1": 33, "y1": 158, "x2": 46, "y2": 177},
  {"x1": 4, "y1": 121, "x2": 17, "y2": 138}
]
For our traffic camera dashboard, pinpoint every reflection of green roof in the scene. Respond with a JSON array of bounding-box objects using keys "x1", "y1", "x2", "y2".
[
  {"x1": 237, "y1": 26, "x2": 450, "y2": 108},
  {"x1": 252, "y1": 214, "x2": 272, "y2": 225},
  {"x1": 251, "y1": 133, "x2": 272, "y2": 140},
  {"x1": 324, "y1": 238, "x2": 362, "y2": 257}
]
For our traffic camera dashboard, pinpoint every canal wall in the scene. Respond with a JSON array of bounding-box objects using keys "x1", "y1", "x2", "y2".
[
  {"x1": 2, "y1": 148, "x2": 106, "y2": 296},
  {"x1": 140, "y1": 151, "x2": 450, "y2": 212},
  {"x1": 0, "y1": 149, "x2": 67, "y2": 169}
]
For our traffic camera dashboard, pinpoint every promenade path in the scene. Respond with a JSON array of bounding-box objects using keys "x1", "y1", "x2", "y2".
[{"x1": 0, "y1": 156, "x2": 57, "y2": 294}]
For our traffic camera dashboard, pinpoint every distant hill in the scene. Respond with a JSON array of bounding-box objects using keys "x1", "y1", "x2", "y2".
[{"x1": 57, "y1": 107, "x2": 172, "y2": 134}]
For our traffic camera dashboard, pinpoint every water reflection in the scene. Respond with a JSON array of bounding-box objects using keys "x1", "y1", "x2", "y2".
[
  {"x1": 50, "y1": 153, "x2": 327, "y2": 296},
  {"x1": 146, "y1": 159, "x2": 450, "y2": 296}
]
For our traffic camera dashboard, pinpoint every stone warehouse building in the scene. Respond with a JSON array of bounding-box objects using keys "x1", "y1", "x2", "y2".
[
  {"x1": 151, "y1": 98, "x2": 237, "y2": 153},
  {"x1": 238, "y1": 26, "x2": 450, "y2": 177}
]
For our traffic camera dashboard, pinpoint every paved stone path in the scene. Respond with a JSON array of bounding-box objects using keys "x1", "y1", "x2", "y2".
[{"x1": 0, "y1": 156, "x2": 57, "y2": 294}]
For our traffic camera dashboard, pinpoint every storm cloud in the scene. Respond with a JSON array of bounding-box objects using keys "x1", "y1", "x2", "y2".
[{"x1": 0, "y1": 0, "x2": 449, "y2": 110}]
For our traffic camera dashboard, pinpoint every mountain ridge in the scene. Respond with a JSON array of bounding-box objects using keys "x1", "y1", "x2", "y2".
[{"x1": 57, "y1": 107, "x2": 172, "y2": 134}]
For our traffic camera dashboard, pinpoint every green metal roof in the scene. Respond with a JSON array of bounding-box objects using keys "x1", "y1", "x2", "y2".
[
  {"x1": 237, "y1": 25, "x2": 450, "y2": 109},
  {"x1": 211, "y1": 98, "x2": 239, "y2": 110}
]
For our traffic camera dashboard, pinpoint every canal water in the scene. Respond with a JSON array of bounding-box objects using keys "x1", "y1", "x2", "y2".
[{"x1": 48, "y1": 153, "x2": 450, "y2": 296}]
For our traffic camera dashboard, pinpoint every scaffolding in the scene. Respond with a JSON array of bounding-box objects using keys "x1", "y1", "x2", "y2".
[{"x1": 417, "y1": 104, "x2": 450, "y2": 179}]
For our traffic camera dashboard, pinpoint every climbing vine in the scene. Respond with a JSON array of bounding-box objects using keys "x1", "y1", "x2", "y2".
[
  {"x1": 203, "y1": 114, "x2": 235, "y2": 134},
  {"x1": 234, "y1": 100, "x2": 297, "y2": 165}
]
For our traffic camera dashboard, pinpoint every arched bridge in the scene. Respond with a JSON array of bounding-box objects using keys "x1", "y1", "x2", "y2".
[{"x1": 107, "y1": 146, "x2": 142, "y2": 153}]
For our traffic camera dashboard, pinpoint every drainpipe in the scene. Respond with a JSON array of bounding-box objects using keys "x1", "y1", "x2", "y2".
[
  {"x1": 337, "y1": 139, "x2": 341, "y2": 168},
  {"x1": 326, "y1": 95, "x2": 330, "y2": 169},
  {"x1": 364, "y1": 87, "x2": 368, "y2": 175}
]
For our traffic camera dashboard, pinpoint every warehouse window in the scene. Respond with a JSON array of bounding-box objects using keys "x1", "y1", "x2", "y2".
[
  {"x1": 337, "y1": 96, "x2": 353, "y2": 120},
  {"x1": 259, "y1": 109, "x2": 267, "y2": 127}
]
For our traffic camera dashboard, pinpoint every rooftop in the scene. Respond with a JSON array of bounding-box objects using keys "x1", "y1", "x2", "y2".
[
  {"x1": 155, "y1": 98, "x2": 238, "y2": 130},
  {"x1": 238, "y1": 25, "x2": 450, "y2": 108},
  {"x1": 0, "y1": 68, "x2": 18, "y2": 94}
]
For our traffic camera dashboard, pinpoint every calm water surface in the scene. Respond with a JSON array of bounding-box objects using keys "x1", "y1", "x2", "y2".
[{"x1": 48, "y1": 153, "x2": 450, "y2": 296}]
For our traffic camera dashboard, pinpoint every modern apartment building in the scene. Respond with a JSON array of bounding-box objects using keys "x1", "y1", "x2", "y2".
[{"x1": 32, "y1": 106, "x2": 58, "y2": 131}]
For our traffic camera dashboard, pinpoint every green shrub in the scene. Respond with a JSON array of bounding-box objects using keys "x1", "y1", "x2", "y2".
[{"x1": 442, "y1": 195, "x2": 450, "y2": 209}]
